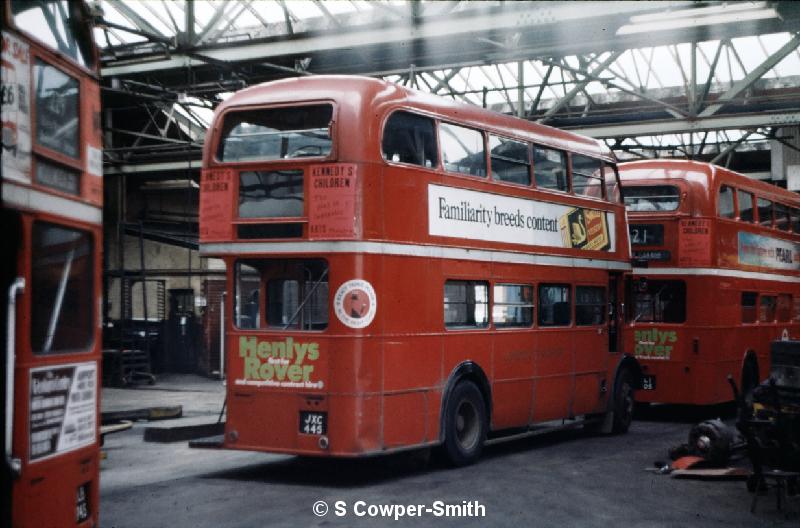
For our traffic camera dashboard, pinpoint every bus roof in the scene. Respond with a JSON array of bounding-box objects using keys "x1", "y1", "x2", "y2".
[
  {"x1": 210, "y1": 75, "x2": 615, "y2": 163},
  {"x1": 618, "y1": 159, "x2": 800, "y2": 206}
]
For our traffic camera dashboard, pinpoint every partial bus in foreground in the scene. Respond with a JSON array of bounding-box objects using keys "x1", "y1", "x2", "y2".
[
  {"x1": 200, "y1": 75, "x2": 639, "y2": 465},
  {"x1": 621, "y1": 160, "x2": 800, "y2": 405},
  {"x1": 2, "y1": 1, "x2": 103, "y2": 526}
]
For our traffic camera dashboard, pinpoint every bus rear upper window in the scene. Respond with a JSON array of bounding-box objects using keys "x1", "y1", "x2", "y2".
[
  {"x1": 218, "y1": 105, "x2": 333, "y2": 162},
  {"x1": 13, "y1": 0, "x2": 95, "y2": 68},
  {"x1": 382, "y1": 111, "x2": 437, "y2": 167},
  {"x1": 624, "y1": 186, "x2": 680, "y2": 212},
  {"x1": 441, "y1": 123, "x2": 486, "y2": 177}
]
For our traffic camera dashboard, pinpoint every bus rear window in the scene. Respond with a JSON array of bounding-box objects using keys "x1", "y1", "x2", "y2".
[
  {"x1": 217, "y1": 104, "x2": 333, "y2": 162},
  {"x1": 630, "y1": 279, "x2": 685, "y2": 323},
  {"x1": 31, "y1": 222, "x2": 94, "y2": 354},
  {"x1": 235, "y1": 259, "x2": 329, "y2": 331},
  {"x1": 624, "y1": 185, "x2": 680, "y2": 212}
]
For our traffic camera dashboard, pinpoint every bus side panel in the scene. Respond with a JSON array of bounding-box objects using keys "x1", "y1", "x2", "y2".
[
  {"x1": 533, "y1": 329, "x2": 574, "y2": 421},
  {"x1": 491, "y1": 331, "x2": 534, "y2": 429}
]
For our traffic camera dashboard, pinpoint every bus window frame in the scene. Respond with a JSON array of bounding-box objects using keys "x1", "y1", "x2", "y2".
[
  {"x1": 211, "y1": 100, "x2": 340, "y2": 166},
  {"x1": 737, "y1": 189, "x2": 755, "y2": 223}
]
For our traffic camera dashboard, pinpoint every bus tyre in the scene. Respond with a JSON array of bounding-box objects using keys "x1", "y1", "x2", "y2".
[
  {"x1": 612, "y1": 369, "x2": 635, "y2": 434},
  {"x1": 442, "y1": 381, "x2": 487, "y2": 466}
]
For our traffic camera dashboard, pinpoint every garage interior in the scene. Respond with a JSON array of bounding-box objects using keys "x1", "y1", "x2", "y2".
[{"x1": 95, "y1": 1, "x2": 800, "y2": 377}]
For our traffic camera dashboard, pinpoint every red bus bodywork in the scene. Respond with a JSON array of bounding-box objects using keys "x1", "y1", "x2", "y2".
[
  {"x1": 620, "y1": 160, "x2": 800, "y2": 405},
  {"x1": 2, "y1": 1, "x2": 102, "y2": 526},
  {"x1": 200, "y1": 76, "x2": 637, "y2": 462}
]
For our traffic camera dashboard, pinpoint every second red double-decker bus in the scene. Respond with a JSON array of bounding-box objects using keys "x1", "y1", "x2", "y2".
[
  {"x1": 200, "y1": 75, "x2": 639, "y2": 465},
  {"x1": 2, "y1": 1, "x2": 102, "y2": 526},
  {"x1": 620, "y1": 160, "x2": 800, "y2": 405}
]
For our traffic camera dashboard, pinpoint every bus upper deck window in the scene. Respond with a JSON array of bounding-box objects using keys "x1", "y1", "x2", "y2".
[
  {"x1": 738, "y1": 190, "x2": 754, "y2": 222},
  {"x1": 218, "y1": 104, "x2": 333, "y2": 162},
  {"x1": 489, "y1": 135, "x2": 530, "y2": 185},
  {"x1": 381, "y1": 111, "x2": 437, "y2": 168},
  {"x1": 718, "y1": 186, "x2": 735, "y2": 219},
  {"x1": 757, "y1": 198, "x2": 773, "y2": 227},
  {"x1": 623, "y1": 185, "x2": 680, "y2": 212},
  {"x1": 440, "y1": 123, "x2": 486, "y2": 177},
  {"x1": 34, "y1": 60, "x2": 79, "y2": 159},
  {"x1": 791, "y1": 207, "x2": 800, "y2": 233},
  {"x1": 572, "y1": 155, "x2": 604, "y2": 199},
  {"x1": 533, "y1": 146, "x2": 567, "y2": 192},
  {"x1": 604, "y1": 166, "x2": 621, "y2": 203},
  {"x1": 774, "y1": 202, "x2": 790, "y2": 231}
]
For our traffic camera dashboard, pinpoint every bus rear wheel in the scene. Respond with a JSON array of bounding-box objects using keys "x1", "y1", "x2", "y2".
[
  {"x1": 612, "y1": 369, "x2": 635, "y2": 434},
  {"x1": 442, "y1": 381, "x2": 487, "y2": 466}
]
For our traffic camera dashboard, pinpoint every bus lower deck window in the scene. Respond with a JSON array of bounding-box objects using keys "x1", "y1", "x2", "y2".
[
  {"x1": 742, "y1": 291, "x2": 758, "y2": 323},
  {"x1": 444, "y1": 281, "x2": 489, "y2": 328},
  {"x1": 538, "y1": 284, "x2": 571, "y2": 326},
  {"x1": 493, "y1": 284, "x2": 534, "y2": 327},
  {"x1": 576, "y1": 286, "x2": 606, "y2": 326}
]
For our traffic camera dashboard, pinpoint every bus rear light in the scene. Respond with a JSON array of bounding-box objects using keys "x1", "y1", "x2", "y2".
[
  {"x1": 228, "y1": 430, "x2": 239, "y2": 443},
  {"x1": 693, "y1": 338, "x2": 700, "y2": 355},
  {"x1": 319, "y1": 436, "x2": 330, "y2": 450}
]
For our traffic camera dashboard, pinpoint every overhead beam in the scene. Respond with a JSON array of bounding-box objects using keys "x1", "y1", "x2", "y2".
[
  {"x1": 102, "y1": 1, "x2": 692, "y2": 76},
  {"x1": 570, "y1": 112, "x2": 800, "y2": 139},
  {"x1": 698, "y1": 32, "x2": 800, "y2": 117}
]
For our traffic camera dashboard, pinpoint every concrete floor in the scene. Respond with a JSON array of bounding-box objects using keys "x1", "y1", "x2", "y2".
[{"x1": 99, "y1": 375, "x2": 797, "y2": 527}]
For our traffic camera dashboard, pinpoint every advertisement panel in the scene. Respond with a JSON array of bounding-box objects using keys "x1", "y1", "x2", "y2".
[{"x1": 428, "y1": 184, "x2": 615, "y2": 251}]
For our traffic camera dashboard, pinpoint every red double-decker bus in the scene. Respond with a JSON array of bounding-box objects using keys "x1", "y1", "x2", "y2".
[
  {"x1": 620, "y1": 160, "x2": 800, "y2": 405},
  {"x1": 200, "y1": 75, "x2": 639, "y2": 465},
  {"x1": 2, "y1": 1, "x2": 102, "y2": 526}
]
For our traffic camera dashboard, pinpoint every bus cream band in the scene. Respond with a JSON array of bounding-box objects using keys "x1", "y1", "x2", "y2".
[
  {"x1": 334, "y1": 279, "x2": 377, "y2": 329},
  {"x1": 428, "y1": 184, "x2": 616, "y2": 251}
]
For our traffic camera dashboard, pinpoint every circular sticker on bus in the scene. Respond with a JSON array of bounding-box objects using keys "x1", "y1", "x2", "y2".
[{"x1": 334, "y1": 279, "x2": 377, "y2": 329}]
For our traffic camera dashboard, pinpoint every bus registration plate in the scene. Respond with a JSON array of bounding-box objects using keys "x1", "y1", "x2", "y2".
[
  {"x1": 642, "y1": 375, "x2": 657, "y2": 391},
  {"x1": 300, "y1": 411, "x2": 327, "y2": 435}
]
